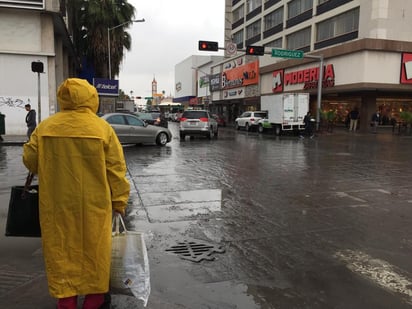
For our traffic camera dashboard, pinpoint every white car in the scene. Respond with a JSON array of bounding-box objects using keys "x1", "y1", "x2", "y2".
[{"x1": 235, "y1": 111, "x2": 267, "y2": 131}]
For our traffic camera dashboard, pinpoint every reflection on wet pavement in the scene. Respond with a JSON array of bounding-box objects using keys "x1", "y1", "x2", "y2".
[{"x1": 123, "y1": 123, "x2": 412, "y2": 308}]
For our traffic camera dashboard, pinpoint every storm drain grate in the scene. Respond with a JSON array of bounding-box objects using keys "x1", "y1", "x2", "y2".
[{"x1": 166, "y1": 240, "x2": 225, "y2": 263}]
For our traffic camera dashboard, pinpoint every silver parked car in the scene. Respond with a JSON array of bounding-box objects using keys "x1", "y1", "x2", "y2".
[
  {"x1": 179, "y1": 110, "x2": 218, "y2": 140},
  {"x1": 100, "y1": 113, "x2": 172, "y2": 146}
]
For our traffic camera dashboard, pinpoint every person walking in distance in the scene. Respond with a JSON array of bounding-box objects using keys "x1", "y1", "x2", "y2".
[
  {"x1": 371, "y1": 110, "x2": 380, "y2": 133},
  {"x1": 23, "y1": 78, "x2": 130, "y2": 309},
  {"x1": 300, "y1": 111, "x2": 315, "y2": 138},
  {"x1": 25, "y1": 104, "x2": 37, "y2": 139},
  {"x1": 349, "y1": 107, "x2": 359, "y2": 132}
]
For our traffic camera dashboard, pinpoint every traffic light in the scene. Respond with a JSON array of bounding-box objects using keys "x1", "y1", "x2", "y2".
[
  {"x1": 198, "y1": 40, "x2": 219, "y2": 51},
  {"x1": 246, "y1": 45, "x2": 265, "y2": 56},
  {"x1": 31, "y1": 61, "x2": 44, "y2": 73}
]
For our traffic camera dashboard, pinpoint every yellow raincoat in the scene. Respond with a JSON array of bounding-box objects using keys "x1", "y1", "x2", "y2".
[{"x1": 23, "y1": 78, "x2": 130, "y2": 298}]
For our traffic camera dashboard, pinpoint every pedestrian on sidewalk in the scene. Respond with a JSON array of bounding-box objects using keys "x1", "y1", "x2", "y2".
[
  {"x1": 349, "y1": 107, "x2": 359, "y2": 132},
  {"x1": 23, "y1": 78, "x2": 130, "y2": 309},
  {"x1": 0, "y1": 111, "x2": 4, "y2": 141},
  {"x1": 371, "y1": 110, "x2": 380, "y2": 133},
  {"x1": 25, "y1": 104, "x2": 36, "y2": 139},
  {"x1": 300, "y1": 111, "x2": 315, "y2": 138}
]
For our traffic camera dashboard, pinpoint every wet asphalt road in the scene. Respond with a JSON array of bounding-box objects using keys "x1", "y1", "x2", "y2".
[{"x1": 1, "y1": 123, "x2": 412, "y2": 308}]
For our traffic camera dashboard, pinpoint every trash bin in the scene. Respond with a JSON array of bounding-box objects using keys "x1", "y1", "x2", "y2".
[{"x1": 0, "y1": 113, "x2": 5, "y2": 136}]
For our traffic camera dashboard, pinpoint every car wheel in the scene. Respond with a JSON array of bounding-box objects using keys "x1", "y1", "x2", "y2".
[
  {"x1": 245, "y1": 123, "x2": 250, "y2": 131},
  {"x1": 156, "y1": 132, "x2": 168, "y2": 146},
  {"x1": 235, "y1": 122, "x2": 240, "y2": 130},
  {"x1": 258, "y1": 124, "x2": 264, "y2": 134},
  {"x1": 179, "y1": 132, "x2": 185, "y2": 141}
]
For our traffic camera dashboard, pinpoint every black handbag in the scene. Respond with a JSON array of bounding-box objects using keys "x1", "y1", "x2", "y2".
[{"x1": 5, "y1": 173, "x2": 41, "y2": 237}]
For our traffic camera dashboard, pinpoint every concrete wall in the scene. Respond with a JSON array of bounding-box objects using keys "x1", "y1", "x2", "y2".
[{"x1": 0, "y1": 9, "x2": 57, "y2": 134}]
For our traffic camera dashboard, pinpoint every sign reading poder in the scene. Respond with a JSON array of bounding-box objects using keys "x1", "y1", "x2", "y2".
[{"x1": 272, "y1": 64, "x2": 335, "y2": 93}]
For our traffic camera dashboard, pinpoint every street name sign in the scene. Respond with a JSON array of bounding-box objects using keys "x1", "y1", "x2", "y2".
[{"x1": 272, "y1": 49, "x2": 304, "y2": 59}]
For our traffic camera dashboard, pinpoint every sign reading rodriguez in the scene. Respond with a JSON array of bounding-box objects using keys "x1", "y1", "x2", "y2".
[{"x1": 272, "y1": 49, "x2": 304, "y2": 59}]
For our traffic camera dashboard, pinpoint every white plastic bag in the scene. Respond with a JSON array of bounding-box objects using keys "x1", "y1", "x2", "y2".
[{"x1": 111, "y1": 213, "x2": 151, "y2": 306}]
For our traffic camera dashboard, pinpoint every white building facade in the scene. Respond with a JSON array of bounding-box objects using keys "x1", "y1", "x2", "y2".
[
  {"x1": 206, "y1": 0, "x2": 412, "y2": 130},
  {"x1": 0, "y1": 0, "x2": 75, "y2": 135}
]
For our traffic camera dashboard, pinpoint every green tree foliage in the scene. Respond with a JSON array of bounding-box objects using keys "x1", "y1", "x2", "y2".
[{"x1": 68, "y1": 0, "x2": 136, "y2": 78}]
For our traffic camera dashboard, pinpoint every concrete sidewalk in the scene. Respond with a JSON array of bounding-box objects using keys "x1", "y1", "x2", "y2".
[{"x1": 0, "y1": 135, "x2": 27, "y2": 146}]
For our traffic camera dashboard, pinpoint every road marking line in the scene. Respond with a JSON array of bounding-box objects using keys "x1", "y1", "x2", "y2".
[
  {"x1": 335, "y1": 249, "x2": 412, "y2": 304},
  {"x1": 336, "y1": 192, "x2": 367, "y2": 203}
]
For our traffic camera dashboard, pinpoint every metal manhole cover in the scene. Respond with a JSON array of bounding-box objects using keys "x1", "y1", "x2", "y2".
[{"x1": 166, "y1": 240, "x2": 225, "y2": 263}]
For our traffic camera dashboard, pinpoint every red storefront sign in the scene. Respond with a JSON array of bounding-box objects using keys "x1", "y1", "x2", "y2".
[
  {"x1": 272, "y1": 64, "x2": 335, "y2": 92},
  {"x1": 222, "y1": 61, "x2": 259, "y2": 89}
]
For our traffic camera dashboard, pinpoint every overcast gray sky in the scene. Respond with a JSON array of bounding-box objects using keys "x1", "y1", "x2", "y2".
[{"x1": 118, "y1": 0, "x2": 225, "y2": 100}]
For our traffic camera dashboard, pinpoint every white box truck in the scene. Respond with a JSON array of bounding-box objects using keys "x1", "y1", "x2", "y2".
[{"x1": 258, "y1": 93, "x2": 309, "y2": 135}]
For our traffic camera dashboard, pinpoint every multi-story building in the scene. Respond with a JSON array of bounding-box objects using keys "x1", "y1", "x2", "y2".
[
  {"x1": 208, "y1": 0, "x2": 412, "y2": 130},
  {"x1": 0, "y1": 0, "x2": 76, "y2": 134}
]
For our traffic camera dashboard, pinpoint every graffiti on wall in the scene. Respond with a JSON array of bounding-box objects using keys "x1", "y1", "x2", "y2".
[{"x1": 0, "y1": 97, "x2": 30, "y2": 109}]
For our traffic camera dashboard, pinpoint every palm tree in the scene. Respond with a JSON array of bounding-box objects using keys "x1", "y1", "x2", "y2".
[{"x1": 68, "y1": 0, "x2": 136, "y2": 78}]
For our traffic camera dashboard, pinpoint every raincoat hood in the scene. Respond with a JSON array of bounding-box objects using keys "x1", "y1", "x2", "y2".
[{"x1": 57, "y1": 78, "x2": 99, "y2": 113}]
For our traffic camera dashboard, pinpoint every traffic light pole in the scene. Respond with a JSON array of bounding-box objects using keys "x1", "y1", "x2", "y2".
[
  {"x1": 199, "y1": 42, "x2": 324, "y2": 130},
  {"x1": 37, "y1": 71, "x2": 41, "y2": 124},
  {"x1": 304, "y1": 54, "x2": 324, "y2": 131}
]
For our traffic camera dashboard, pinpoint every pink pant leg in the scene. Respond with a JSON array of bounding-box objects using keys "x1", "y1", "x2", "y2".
[
  {"x1": 82, "y1": 293, "x2": 105, "y2": 309},
  {"x1": 57, "y1": 296, "x2": 78, "y2": 309}
]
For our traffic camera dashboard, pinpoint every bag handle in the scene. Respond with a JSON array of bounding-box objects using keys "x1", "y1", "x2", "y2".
[
  {"x1": 112, "y1": 212, "x2": 128, "y2": 235},
  {"x1": 21, "y1": 172, "x2": 35, "y2": 199},
  {"x1": 25, "y1": 172, "x2": 34, "y2": 188}
]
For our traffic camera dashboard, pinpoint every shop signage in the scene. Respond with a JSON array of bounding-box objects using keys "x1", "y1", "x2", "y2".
[
  {"x1": 93, "y1": 78, "x2": 119, "y2": 96},
  {"x1": 189, "y1": 97, "x2": 198, "y2": 105},
  {"x1": 272, "y1": 70, "x2": 284, "y2": 93},
  {"x1": 222, "y1": 61, "x2": 259, "y2": 90},
  {"x1": 210, "y1": 73, "x2": 221, "y2": 92},
  {"x1": 400, "y1": 53, "x2": 412, "y2": 84},
  {"x1": 224, "y1": 57, "x2": 243, "y2": 70},
  {"x1": 223, "y1": 88, "x2": 244, "y2": 100},
  {"x1": 272, "y1": 64, "x2": 335, "y2": 93}
]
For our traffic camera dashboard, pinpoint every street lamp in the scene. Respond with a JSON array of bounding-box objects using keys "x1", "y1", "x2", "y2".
[
  {"x1": 191, "y1": 67, "x2": 210, "y2": 106},
  {"x1": 107, "y1": 18, "x2": 145, "y2": 80}
]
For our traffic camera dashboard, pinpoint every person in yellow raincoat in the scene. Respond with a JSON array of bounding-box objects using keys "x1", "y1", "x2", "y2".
[{"x1": 23, "y1": 78, "x2": 130, "y2": 309}]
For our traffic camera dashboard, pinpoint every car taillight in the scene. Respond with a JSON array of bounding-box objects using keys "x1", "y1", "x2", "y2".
[
  {"x1": 180, "y1": 117, "x2": 187, "y2": 122},
  {"x1": 199, "y1": 117, "x2": 209, "y2": 122},
  {"x1": 250, "y1": 118, "x2": 255, "y2": 122}
]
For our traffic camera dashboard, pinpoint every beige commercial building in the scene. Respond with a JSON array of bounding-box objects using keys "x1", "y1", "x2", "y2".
[
  {"x1": 0, "y1": 0, "x2": 75, "y2": 134},
  {"x1": 206, "y1": 0, "x2": 412, "y2": 130}
]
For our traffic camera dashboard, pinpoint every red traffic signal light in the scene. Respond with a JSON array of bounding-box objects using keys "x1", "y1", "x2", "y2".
[
  {"x1": 246, "y1": 45, "x2": 265, "y2": 56},
  {"x1": 198, "y1": 40, "x2": 219, "y2": 51}
]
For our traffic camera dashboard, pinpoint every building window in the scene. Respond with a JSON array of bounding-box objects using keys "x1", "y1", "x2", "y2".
[
  {"x1": 233, "y1": 30, "x2": 244, "y2": 45},
  {"x1": 286, "y1": 27, "x2": 311, "y2": 50},
  {"x1": 264, "y1": 7, "x2": 283, "y2": 30},
  {"x1": 288, "y1": 0, "x2": 313, "y2": 19},
  {"x1": 246, "y1": 20, "x2": 261, "y2": 40},
  {"x1": 316, "y1": 8, "x2": 359, "y2": 42},
  {"x1": 246, "y1": 0, "x2": 262, "y2": 14},
  {"x1": 265, "y1": 38, "x2": 282, "y2": 48},
  {"x1": 233, "y1": 5, "x2": 244, "y2": 23}
]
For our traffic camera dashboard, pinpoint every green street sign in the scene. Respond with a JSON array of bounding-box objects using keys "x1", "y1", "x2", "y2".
[
  {"x1": 144, "y1": 97, "x2": 153, "y2": 100},
  {"x1": 271, "y1": 49, "x2": 304, "y2": 59}
]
